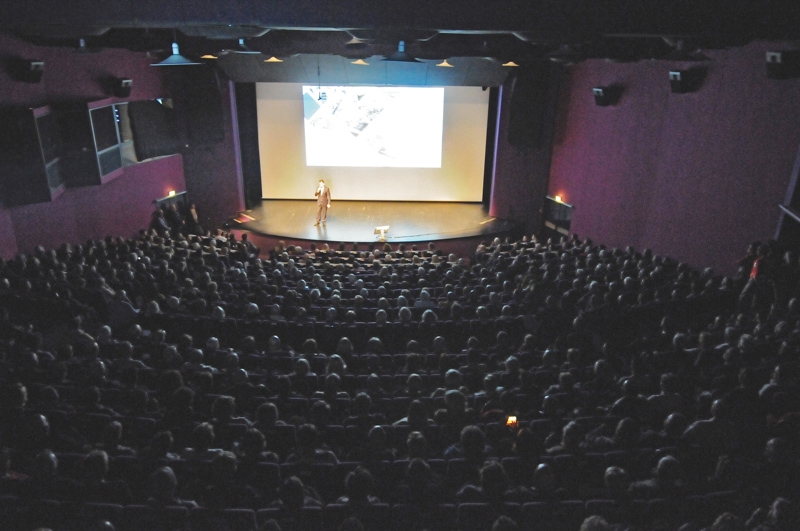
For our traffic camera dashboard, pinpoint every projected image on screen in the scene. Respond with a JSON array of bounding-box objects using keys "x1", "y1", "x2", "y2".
[{"x1": 302, "y1": 86, "x2": 444, "y2": 168}]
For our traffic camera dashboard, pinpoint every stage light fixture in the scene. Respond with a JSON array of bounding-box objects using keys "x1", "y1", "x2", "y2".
[
  {"x1": 264, "y1": 56, "x2": 283, "y2": 63},
  {"x1": 150, "y1": 42, "x2": 201, "y2": 66},
  {"x1": 502, "y1": 61, "x2": 519, "y2": 67},
  {"x1": 436, "y1": 59, "x2": 454, "y2": 68},
  {"x1": 201, "y1": 54, "x2": 218, "y2": 60},
  {"x1": 554, "y1": 195, "x2": 563, "y2": 203},
  {"x1": 351, "y1": 59, "x2": 369, "y2": 66},
  {"x1": 345, "y1": 35, "x2": 371, "y2": 49},
  {"x1": 168, "y1": 190, "x2": 176, "y2": 197},
  {"x1": 383, "y1": 41, "x2": 421, "y2": 63}
]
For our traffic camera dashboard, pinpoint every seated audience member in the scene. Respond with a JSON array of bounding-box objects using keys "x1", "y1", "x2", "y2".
[
  {"x1": 628, "y1": 455, "x2": 685, "y2": 500},
  {"x1": 285, "y1": 424, "x2": 338, "y2": 465},
  {"x1": 336, "y1": 466, "x2": 381, "y2": 507},
  {"x1": 269, "y1": 475, "x2": 324, "y2": 514},
  {"x1": 147, "y1": 466, "x2": 199, "y2": 509},
  {"x1": 682, "y1": 398, "x2": 737, "y2": 452},
  {"x1": 182, "y1": 422, "x2": 223, "y2": 460},
  {"x1": 20, "y1": 449, "x2": 80, "y2": 502},
  {"x1": 444, "y1": 425, "x2": 495, "y2": 481},
  {"x1": 346, "y1": 425, "x2": 396, "y2": 463},
  {"x1": 78, "y1": 449, "x2": 133, "y2": 505},
  {"x1": 393, "y1": 399, "x2": 436, "y2": 433},
  {"x1": 456, "y1": 461, "x2": 529, "y2": 504},
  {"x1": 434, "y1": 389, "x2": 477, "y2": 444},
  {"x1": 97, "y1": 420, "x2": 137, "y2": 457},
  {"x1": 198, "y1": 451, "x2": 261, "y2": 509}
]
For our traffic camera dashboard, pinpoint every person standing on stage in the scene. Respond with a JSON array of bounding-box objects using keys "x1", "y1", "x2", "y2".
[{"x1": 314, "y1": 179, "x2": 331, "y2": 226}]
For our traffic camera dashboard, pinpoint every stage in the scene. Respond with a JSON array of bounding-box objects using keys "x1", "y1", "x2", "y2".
[{"x1": 234, "y1": 200, "x2": 515, "y2": 244}]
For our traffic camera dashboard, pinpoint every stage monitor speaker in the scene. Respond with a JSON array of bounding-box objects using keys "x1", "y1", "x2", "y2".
[
  {"x1": 766, "y1": 51, "x2": 800, "y2": 79},
  {"x1": 113, "y1": 78, "x2": 133, "y2": 98},
  {"x1": 592, "y1": 85, "x2": 623, "y2": 106}
]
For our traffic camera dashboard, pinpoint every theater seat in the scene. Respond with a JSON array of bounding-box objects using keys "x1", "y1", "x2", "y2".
[
  {"x1": 75, "y1": 503, "x2": 124, "y2": 531},
  {"x1": 323, "y1": 503, "x2": 390, "y2": 531},
  {"x1": 456, "y1": 503, "x2": 521, "y2": 531},
  {"x1": 120, "y1": 505, "x2": 189, "y2": 531},
  {"x1": 189, "y1": 507, "x2": 257, "y2": 531}
]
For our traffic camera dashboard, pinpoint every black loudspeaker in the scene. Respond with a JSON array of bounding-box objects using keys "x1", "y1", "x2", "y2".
[
  {"x1": 113, "y1": 78, "x2": 133, "y2": 98},
  {"x1": 669, "y1": 69, "x2": 705, "y2": 94},
  {"x1": 177, "y1": 68, "x2": 225, "y2": 145},
  {"x1": 12, "y1": 59, "x2": 44, "y2": 83},
  {"x1": 592, "y1": 85, "x2": 623, "y2": 106},
  {"x1": 766, "y1": 51, "x2": 800, "y2": 79},
  {"x1": 508, "y1": 62, "x2": 552, "y2": 147}
]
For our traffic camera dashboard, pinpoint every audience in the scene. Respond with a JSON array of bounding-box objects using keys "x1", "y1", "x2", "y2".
[{"x1": 0, "y1": 230, "x2": 798, "y2": 530}]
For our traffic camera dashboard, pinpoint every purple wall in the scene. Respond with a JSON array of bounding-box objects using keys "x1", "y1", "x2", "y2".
[
  {"x1": 549, "y1": 41, "x2": 800, "y2": 275},
  {"x1": 8, "y1": 155, "x2": 185, "y2": 257},
  {"x1": 0, "y1": 32, "x2": 165, "y2": 106},
  {"x1": 0, "y1": 31, "x2": 242, "y2": 259}
]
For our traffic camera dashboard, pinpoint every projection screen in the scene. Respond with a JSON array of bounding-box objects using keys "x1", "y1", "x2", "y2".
[{"x1": 256, "y1": 83, "x2": 489, "y2": 202}]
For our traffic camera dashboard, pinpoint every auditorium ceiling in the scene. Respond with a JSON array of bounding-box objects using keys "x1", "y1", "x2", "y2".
[{"x1": 2, "y1": 0, "x2": 800, "y2": 86}]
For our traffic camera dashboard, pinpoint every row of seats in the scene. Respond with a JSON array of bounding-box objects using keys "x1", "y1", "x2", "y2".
[{"x1": 0, "y1": 495, "x2": 739, "y2": 531}]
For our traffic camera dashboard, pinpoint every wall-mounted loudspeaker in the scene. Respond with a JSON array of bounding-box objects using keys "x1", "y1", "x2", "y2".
[
  {"x1": 113, "y1": 78, "x2": 133, "y2": 98},
  {"x1": 669, "y1": 69, "x2": 705, "y2": 94},
  {"x1": 766, "y1": 51, "x2": 800, "y2": 79},
  {"x1": 17, "y1": 60, "x2": 44, "y2": 83},
  {"x1": 592, "y1": 85, "x2": 623, "y2": 106}
]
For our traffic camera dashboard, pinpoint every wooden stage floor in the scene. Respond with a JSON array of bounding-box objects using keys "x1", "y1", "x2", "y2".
[{"x1": 235, "y1": 200, "x2": 515, "y2": 244}]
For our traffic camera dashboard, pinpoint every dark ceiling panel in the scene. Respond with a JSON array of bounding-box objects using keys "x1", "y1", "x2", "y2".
[
  {"x1": 415, "y1": 0, "x2": 541, "y2": 33},
  {"x1": 7, "y1": 0, "x2": 133, "y2": 28},
  {"x1": 130, "y1": 0, "x2": 184, "y2": 27},
  {"x1": 180, "y1": 0, "x2": 254, "y2": 26},
  {"x1": 5, "y1": 0, "x2": 800, "y2": 65}
]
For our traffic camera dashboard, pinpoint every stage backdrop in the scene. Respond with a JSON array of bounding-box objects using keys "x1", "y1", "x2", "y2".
[{"x1": 256, "y1": 83, "x2": 489, "y2": 202}]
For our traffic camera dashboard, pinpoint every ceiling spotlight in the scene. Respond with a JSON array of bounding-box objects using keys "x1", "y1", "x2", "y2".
[
  {"x1": 264, "y1": 56, "x2": 283, "y2": 63},
  {"x1": 351, "y1": 59, "x2": 369, "y2": 66},
  {"x1": 383, "y1": 40, "x2": 421, "y2": 63},
  {"x1": 345, "y1": 36, "x2": 371, "y2": 49},
  {"x1": 502, "y1": 61, "x2": 519, "y2": 67},
  {"x1": 436, "y1": 59, "x2": 454, "y2": 68},
  {"x1": 150, "y1": 42, "x2": 201, "y2": 66}
]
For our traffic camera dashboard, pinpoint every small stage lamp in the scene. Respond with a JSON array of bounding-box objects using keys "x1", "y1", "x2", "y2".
[{"x1": 374, "y1": 225, "x2": 390, "y2": 242}]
